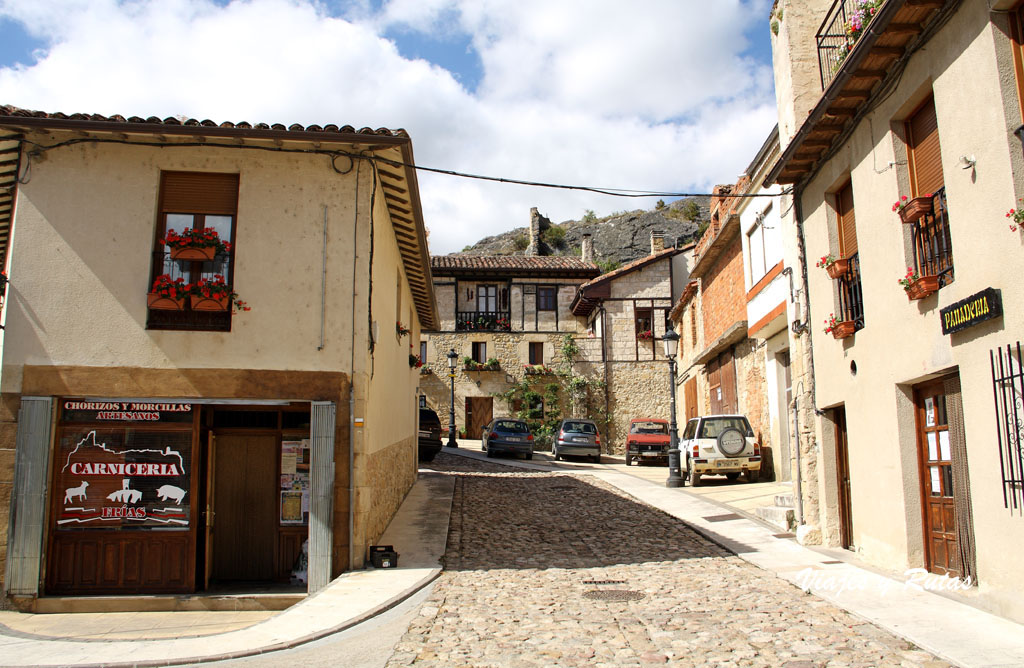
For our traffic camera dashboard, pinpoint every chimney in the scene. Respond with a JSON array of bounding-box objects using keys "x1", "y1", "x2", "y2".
[
  {"x1": 650, "y1": 230, "x2": 665, "y2": 255},
  {"x1": 581, "y1": 233, "x2": 594, "y2": 264},
  {"x1": 528, "y1": 207, "x2": 542, "y2": 256}
]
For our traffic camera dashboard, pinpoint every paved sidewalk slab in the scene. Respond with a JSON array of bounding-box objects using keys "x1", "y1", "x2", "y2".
[{"x1": 0, "y1": 471, "x2": 454, "y2": 667}]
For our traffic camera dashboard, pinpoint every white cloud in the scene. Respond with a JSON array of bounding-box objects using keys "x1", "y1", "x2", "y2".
[{"x1": 0, "y1": 0, "x2": 778, "y2": 254}]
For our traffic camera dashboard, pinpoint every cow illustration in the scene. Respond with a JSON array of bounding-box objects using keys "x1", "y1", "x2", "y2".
[
  {"x1": 107, "y1": 478, "x2": 142, "y2": 504},
  {"x1": 64, "y1": 480, "x2": 89, "y2": 504},
  {"x1": 156, "y1": 484, "x2": 186, "y2": 504}
]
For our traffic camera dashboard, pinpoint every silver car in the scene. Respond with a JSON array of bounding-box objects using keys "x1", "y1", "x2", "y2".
[{"x1": 552, "y1": 419, "x2": 601, "y2": 463}]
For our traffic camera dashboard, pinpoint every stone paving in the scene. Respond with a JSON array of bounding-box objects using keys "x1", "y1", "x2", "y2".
[{"x1": 387, "y1": 453, "x2": 947, "y2": 668}]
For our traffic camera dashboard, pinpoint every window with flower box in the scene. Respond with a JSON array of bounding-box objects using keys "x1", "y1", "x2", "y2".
[
  {"x1": 528, "y1": 342, "x2": 544, "y2": 365},
  {"x1": 147, "y1": 171, "x2": 239, "y2": 331},
  {"x1": 905, "y1": 96, "x2": 953, "y2": 291},
  {"x1": 834, "y1": 180, "x2": 864, "y2": 334}
]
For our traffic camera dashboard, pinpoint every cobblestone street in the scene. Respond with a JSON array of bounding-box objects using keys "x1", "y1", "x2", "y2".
[{"x1": 386, "y1": 454, "x2": 947, "y2": 668}]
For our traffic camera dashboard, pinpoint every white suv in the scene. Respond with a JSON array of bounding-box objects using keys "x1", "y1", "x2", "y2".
[{"x1": 680, "y1": 415, "x2": 761, "y2": 486}]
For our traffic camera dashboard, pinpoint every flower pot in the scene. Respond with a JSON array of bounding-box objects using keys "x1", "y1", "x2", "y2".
[
  {"x1": 825, "y1": 257, "x2": 851, "y2": 279},
  {"x1": 905, "y1": 275, "x2": 939, "y2": 301},
  {"x1": 898, "y1": 196, "x2": 933, "y2": 224},
  {"x1": 170, "y1": 246, "x2": 216, "y2": 261},
  {"x1": 147, "y1": 293, "x2": 186, "y2": 310},
  {"x1": 831, "y1": 321, "x2": 856, "y2": 339},
  {"x1": 190, "y1": 294, "x2": 230, "y2": 311}
]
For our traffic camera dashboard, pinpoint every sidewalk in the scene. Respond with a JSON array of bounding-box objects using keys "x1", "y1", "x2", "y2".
[
  {"x1": 2, "y1": 444, "x2": 1023, "y2": 667},
  {"x1": 0, "y1": 472, "x2": 454, "y2": 667}
]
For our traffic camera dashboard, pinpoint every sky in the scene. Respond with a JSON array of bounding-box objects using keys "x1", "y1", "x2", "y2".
[{"x1": 0, "y1": 0, "x2": 779, "y2": 255}]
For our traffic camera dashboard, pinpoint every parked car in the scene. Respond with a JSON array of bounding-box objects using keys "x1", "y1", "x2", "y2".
[
  {"x1": 553, "y1": 419, "x2": 601, "y2": 463},
  {"x1": 625, "y1": 418, "x2": 670, "y2": 466},
  {"x1": 482, "y1": 418, "x2": 534, "y2": 459},
  {"x1": 680, "y1": 414, "x2": 761, "y2": 486},
  {"x1": 418, "y1": 407, "x2": 443, "y2": 462}
]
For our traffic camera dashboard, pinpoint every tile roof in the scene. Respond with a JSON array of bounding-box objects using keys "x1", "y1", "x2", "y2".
[
  {"x1": 0, "y1": 104, "x2": 409, "y2": 139},
  {"x1": 570, "y1": 247, "x2": 681, "y2": 317},
  {"x1": 577, "y1": 247, "x2": 679, "y2": 292},
  {"x1": 431, "y1": 255, "x2": 600, "y2": 276}
]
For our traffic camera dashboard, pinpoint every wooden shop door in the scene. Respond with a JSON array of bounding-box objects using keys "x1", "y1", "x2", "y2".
[
  {"x1": 914, "y1": 378, "x2": 959, "y2": 578},
  {"x1": 211, "y1": 433, "x2": 277, "y2": 582},
  {"x1": 465, "y1": 397, "x2": 493, "y2": 440},
  {"x1": 834, "y1": 406, "x2": 854, "y2": 550}
]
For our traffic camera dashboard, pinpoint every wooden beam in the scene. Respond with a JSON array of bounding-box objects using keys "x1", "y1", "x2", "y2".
[
  {"x1": 387, "y1": 204, "x2": 412, "y2": 216},
  {"x1": 378, "y1": 167, "x2": 403, "y2": 181},
  {"x1": 384, "y1": 193, "x2": 410, "y2": 206},
  {"x1": 905, "y1": 0, "x2": 942, "y2": 7},
  {"x1": 836, "y1": 90, "x2": 871, "y2": 101},
  {"x1": 886, "y1": 23, "x2": 921, "y2": 34},
  {"x1": 391, "y1": 214, "x2": 414, "y2": 225},
  {"x1": 826, "y1": 107, "x2": 857, "y2": 117},
  {"x1": 852, "y1": 68, "x2": 887, "y2": 79},
  {"x1": 380, "y1": 180, "x2": 408, "y2": 194},
  {"x1": 869, "y1": 46, "x2": 904, "y2": 57},
  {"x1": 803, "y1": 138, "x2": 833, "y2": 148}
]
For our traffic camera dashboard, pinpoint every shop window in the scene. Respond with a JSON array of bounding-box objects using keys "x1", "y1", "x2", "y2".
[
  {"x1": 537, "y1": 286, "x2": 556, "y2": 311},
  {"x1": 472, "y1": 341, "x2": 487, "y2": 363},
  {"x1": 148, "y1": 171, "x2": 239, "y2": 332},
  {"x1": 528, "y1": 342, "x2": 544, "y2": 365}
]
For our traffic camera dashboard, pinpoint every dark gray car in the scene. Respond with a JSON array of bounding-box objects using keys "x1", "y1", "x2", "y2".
[
  {"x1": 482, "y1": 418, "x2": 534, "y2": 459},
  {"x1": 552, "y1": 419, "x2": 601, "y2": 463}
]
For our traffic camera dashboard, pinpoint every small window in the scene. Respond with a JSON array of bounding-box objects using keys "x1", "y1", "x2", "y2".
[
  {"x1": 477, "y1": 285, "x2": 497, "y2": 312},
  {"x1": 528, "y1": 342, "x2": 544, "y2": 365},
  {"x1": 420, "y1": 341, "x2": 427, "y2": 363},
  {"x1": 682, "y1": 419, "x2": 699, "y2": 440},
  {"x1": 472, "y1": 341, "x2": 487, "y2": 363},
  {"x1": 537, "y1": 286, "x2": 556, "y2": 311},
  {"x1": 635, "y1": 308, "x2": 653, "y2": 340}
]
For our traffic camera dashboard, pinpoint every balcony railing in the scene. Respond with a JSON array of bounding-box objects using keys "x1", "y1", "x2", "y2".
[
  {"x1": 817, "y1": 0, "x2": 883, "y2": 90},
  {"x1": 456, "y1": 310, "x2": 511, "y2": 332},
  {"x1": 910, "y1": 187, "x2": 954, "y2": 288},
  {"x1": 837, "y1": 252, "x2": 865, "y2": 332}
]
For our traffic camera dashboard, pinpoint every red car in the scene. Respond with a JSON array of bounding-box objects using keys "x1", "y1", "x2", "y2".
[{"x1": 625, "y1": 418, "x2": 670, "y2": 466}]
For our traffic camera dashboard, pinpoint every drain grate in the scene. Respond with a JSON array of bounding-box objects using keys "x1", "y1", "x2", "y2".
[
  {"x1": 581, "y1": 579, "x2": 627, "y2": 585},
  {"x1": 583, "y1": 590, "x2": 645, "y2": 602}
]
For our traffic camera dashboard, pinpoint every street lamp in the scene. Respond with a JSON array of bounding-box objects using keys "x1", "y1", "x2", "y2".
[
  {"x1": 662, "y1": 329, "x2": 684, "y2": 488},
  {"x1": 446, "y1": 348, "x2": 459, "y2": 448}
]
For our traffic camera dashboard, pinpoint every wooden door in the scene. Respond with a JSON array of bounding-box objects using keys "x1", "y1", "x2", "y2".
[
  {"x1": 914, "y1": 379, "x2": 959, "y2": 577},
  {"x1": 204, "y1": 432, "x2": 215, "y2": 589},
  {"x1": 684, "y1": 377, "x2": 698, "y2": 421},
  {"x1": 834, "y1": 407, "x2": 854, "y2": 550},
  {"x1": 720, "y1": 351, "x2": 737, "y2": 414},
  {"x1": 466, "y1": 397, "x2": 493, "y2": 439},
  {"x1": 212, "y1": 434, "x2": 277, "y2": 582}
]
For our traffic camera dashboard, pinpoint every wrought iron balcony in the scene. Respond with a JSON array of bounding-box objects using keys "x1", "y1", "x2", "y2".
[
  {"x1": 817, "y1": 0, "x2": 883, "y2": 90},
  {"x1": 909, "y1": 187, "x2": 954, "y2": 288},
  {"x1": 456, "y1": 310, "x2": 512, "y2": 332},
  {"x1": 837, "y1": 252, "x2": 865, "y2": 333}
]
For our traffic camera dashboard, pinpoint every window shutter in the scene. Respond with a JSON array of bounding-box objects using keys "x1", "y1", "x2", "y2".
[
  {"x1": 160, "y1": 172, "x2": 239, "y2": 215},
  {"x1": 907, "y1": 97, "x2": 945, "y2": 197},
  {"x1": 837, "y1": 180, "x2": 857, "y2": 258}
]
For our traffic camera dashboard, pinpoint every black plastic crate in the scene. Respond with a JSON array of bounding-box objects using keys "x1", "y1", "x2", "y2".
[{"x1": 370, "y1": 545, "x2": 399, "y2": 568}]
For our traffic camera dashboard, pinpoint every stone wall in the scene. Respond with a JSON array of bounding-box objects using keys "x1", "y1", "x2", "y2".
[
  {"x1": 359, "y1": 436, "x2": 417, "y2": 559},
  {"x1": 605, "y1": 361, "x2": 672, "y2": 451},
  {"x1": 0, "y1": 394, "x2": 18, "y2": 590}
]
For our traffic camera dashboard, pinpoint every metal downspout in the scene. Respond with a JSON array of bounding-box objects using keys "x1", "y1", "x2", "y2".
[{"x1": 349, "y1": 158, "x2": 363, "y2": 571}]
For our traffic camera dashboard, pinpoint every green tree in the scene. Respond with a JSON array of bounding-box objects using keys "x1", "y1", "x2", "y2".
[
  {"x1": 512, "y1": 234, "x2": 529, "y2": 251},
  {"x1": 655, "y1": 199, "x2": 666, "y2": 210},
  {"x1": 582, "y1": 209, "x2": 597, "y2": 223},
  {"x1": 542, "y1": 225, "x2": 567, "y2": 249},
  {"x1": 680, "y1": 200, "x2": 700, "y2": 221}
]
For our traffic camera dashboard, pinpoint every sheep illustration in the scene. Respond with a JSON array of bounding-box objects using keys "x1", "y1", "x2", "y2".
[{"x1": 64, "y1": 481, "x2": 89, "y2": 504}]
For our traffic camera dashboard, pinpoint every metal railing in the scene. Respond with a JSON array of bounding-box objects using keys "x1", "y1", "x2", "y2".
[
  {"x1": 456, "y1": 310, "x2": 511, "y2": 331},
  {"x1": 991, "y1": 341, "x2": 1024, "y2": 514},
  {"x1": 910, "y1": 187, "x2": 954, "y2": 287},
  {"x1": 817, "y1": 0, "x2": 884, "y2": 90},
  {"x1": 837, "y1": 252, "x2": 865, "y2": 331}
]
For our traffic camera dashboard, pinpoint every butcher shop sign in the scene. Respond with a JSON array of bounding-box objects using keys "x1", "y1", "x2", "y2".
[{"x1": 56, "y1": 428, "x2": 192, "y2": 529}]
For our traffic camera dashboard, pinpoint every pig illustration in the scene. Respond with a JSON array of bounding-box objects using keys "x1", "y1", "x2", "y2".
[{"x1": 156, "y1": 485, "x2": 186, "y2": 504}]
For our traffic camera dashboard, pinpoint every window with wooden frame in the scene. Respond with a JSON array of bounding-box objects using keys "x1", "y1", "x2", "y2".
[
  {"x1": 477, "y1": 284, "x2": 497, "y2": 312},
  {"x1": 833, "y1": 180, "x2": 865, "y2": 331},
  {"x1": 420, "y1": 340, "x2": 427, "y2": 363},
  {"x1": 905, "y1": 95, "x2": 953, "y2": 287},
  {"x1": 528, "y1": 342, "x2": 544, "y2": 365},
  {"x1": 635, "y1": 307, "x2": 653, "y2": 340},
  {"x1": 472, "y1": 341, "x2": 487, "y2": 363},
  {"x1": 148, "y1": 171, "x2": 239, "y2": 331},
  {"x1": 537, "y1": 286, "x2": 556, "y2": 311},
  {"x1": 1009, "y1": 3, "x2": 1024, "y2": 127}
]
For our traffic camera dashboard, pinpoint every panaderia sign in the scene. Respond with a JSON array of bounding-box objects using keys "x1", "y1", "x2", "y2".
[{"x1": 940, "y1": 288, "x2": 1003, "y2": 335}]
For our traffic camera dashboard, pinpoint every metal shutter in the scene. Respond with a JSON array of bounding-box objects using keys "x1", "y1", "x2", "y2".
[{"x1": 160, "y1": 171, "x2": 239, "y2": 214}]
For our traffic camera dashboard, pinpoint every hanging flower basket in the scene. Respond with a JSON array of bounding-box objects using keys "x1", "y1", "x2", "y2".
[
  {"x1": 825, "y1": 257, "x2": 851, "y2": 279},
  {"x1": 190, "y1": 275, "x2": 250, "y2": 313},
  {"x1": 894, "y1": 195, "x2": 933, "y2": 224},
  {"x1": 147, "y1": 293, "x2": 186, "y2": 310},
  {"x1": 905, "y1": 275, "x2": 940, "y2": 301},
  {"x1": 147, "y1": 274, "x2": 188, "y2": 310},
  {"x1": 831, "y1": 321, "x2": 856, "y2": 339},
  {"x1": 190, "y1": 294, "x2": 231, "y2": 311},
  {"x1": 170, "y1": 246, "x2": 217, "y2": 262}
]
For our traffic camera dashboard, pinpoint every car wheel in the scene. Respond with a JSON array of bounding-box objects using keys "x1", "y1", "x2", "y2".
[
  {"x1": 725, "y1": 472, "x2": 740, "y2": 481},
  {"x1": 626, "y1": 455, "x2": 633, "y2": 466},
  {"x1": 744, "y1": 469, "x2": 759, "y2": 483},
  {"x1": 591, "y1": 454, "x2": 600, "y2": 464},
  {"x1": 526, "y1": 453, "x2": 533, "y2": 460},
  {"x1": 552, "y1": 446, "x2": 560, "y2": 461},
  {"x1": 485, "y1": 447, "x2": 494, "y2": 458},
  {"x1": 689, "y1": 467, "x2": 701, "y2": 487}
]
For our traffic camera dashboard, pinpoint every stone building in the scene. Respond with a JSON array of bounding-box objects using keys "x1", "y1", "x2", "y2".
[
  {"x1": 766, "y1": 0, "x2": 1024, "y2": 623},
  {"x1": 570, "y1": 231, "x2": 693, "y2": 450},
  {"x1": 0, "y1": 106, "x2": 435, "y2": 607},
  {"x1": 419, "y1": 215, "x2": 599, "y2": 439}
]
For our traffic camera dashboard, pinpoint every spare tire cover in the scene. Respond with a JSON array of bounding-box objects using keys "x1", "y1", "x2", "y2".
[{"x1": 717, "y1": 428, "x2": 746, "y2": 457}]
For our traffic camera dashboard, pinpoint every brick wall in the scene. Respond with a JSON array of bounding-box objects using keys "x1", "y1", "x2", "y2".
[{"x1": 701, "y1": 235, "x2": 746, "y2": 343}]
